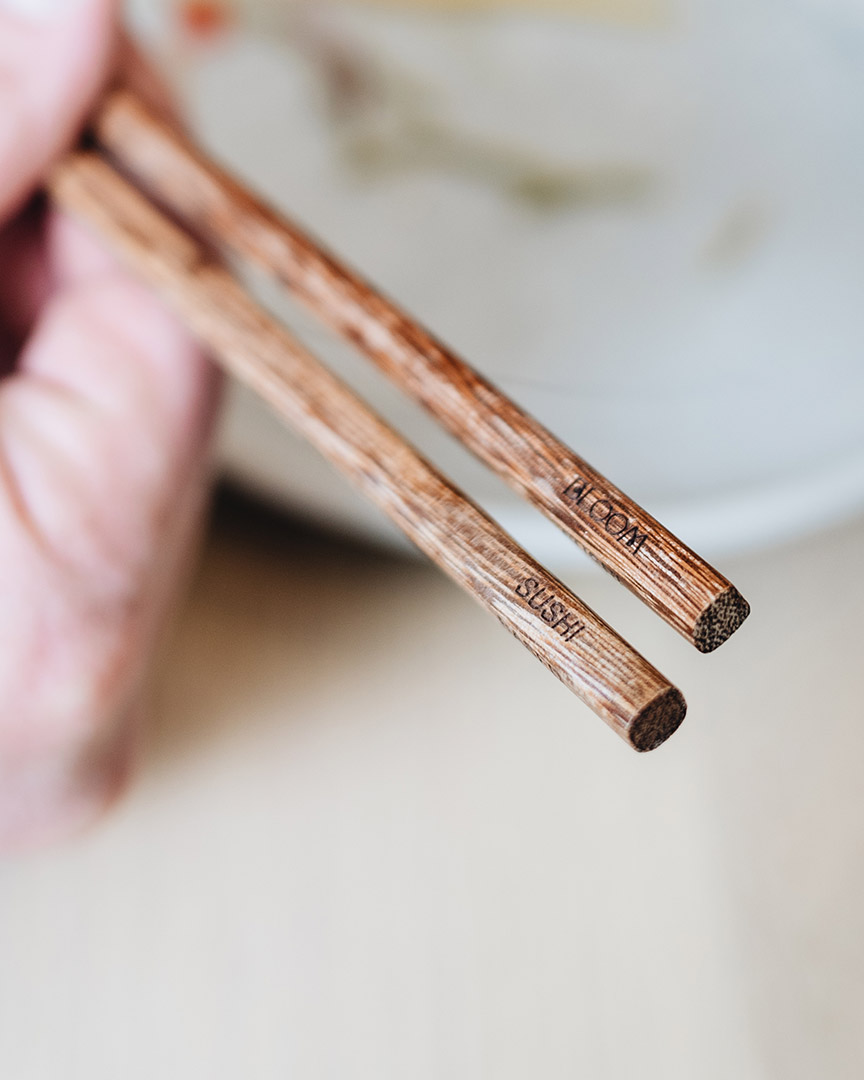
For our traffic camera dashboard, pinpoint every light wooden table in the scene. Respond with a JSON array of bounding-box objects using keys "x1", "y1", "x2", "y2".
[{"x1": 2, "y1": 494, "x2": 863, "y2": 1080}]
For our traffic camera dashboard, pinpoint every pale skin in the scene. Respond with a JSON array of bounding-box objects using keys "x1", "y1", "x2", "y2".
[{"x1": 0, "y1": 0, "x2": 220, "y2": 850}]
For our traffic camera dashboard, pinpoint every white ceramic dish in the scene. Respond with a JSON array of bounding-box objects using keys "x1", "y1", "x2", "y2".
[{"x1": 131, "y1": 1, "x2": 864, "y2": 562}]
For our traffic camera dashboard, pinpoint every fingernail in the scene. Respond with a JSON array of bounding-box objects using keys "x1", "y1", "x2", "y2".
[{"x1": 0, "y1": 0, "x2": 77, "y2": 20}]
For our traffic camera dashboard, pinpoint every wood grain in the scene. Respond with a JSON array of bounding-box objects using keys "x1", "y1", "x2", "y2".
[
  {"x1": 91, "y1": 89, "x2": 749, "y2": 653},
  {"x1": 49, "y1": 150, "x2": 686, "y2": 752}
]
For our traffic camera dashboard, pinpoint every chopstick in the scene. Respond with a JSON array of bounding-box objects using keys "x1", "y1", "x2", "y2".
[
  {"x1": 48, "y1": 148, "x2": 687, "y2": 752},
  {"x1": 90, "y1": 89, "x2": 749, "y2": 654}
]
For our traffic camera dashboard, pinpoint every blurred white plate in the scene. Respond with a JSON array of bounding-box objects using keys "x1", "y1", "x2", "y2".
[{"x1": 133, "y1": 2, "x2": 864, "y2": 562}]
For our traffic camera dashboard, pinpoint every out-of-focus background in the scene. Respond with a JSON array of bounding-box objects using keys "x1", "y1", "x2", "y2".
[{"x1": 2, "y1": 1, "x2": 864, "y2": 1077}]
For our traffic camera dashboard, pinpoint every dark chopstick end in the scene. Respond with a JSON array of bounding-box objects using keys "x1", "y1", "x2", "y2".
[
  {"x1": 693, "y1": 586, "x2": 751, "y2": 654},
  {"x1": 629, "y1": 688, "x2": 687, "y2": 753}
]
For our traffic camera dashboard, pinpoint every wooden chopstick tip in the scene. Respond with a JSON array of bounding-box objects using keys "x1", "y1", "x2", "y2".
[
  {"x1": 693, "y1": 585, "x2": 750, "y2": 654},
  {"x1": 628, "y1": 687, "x2": 687, "y2": 753}
]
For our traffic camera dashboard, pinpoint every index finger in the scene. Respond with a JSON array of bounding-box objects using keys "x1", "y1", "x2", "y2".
[{"x1": 0, "y1": 0, "x2": 118, "y2": 225}]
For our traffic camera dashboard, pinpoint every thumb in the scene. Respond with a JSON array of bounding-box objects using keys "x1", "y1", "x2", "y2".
[{"x1": 0, "y1": 0, "x2": 118, "y2": 224}]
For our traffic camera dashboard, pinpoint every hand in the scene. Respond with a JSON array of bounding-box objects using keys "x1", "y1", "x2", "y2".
[{"x1": 0, "y1": 0, "x2": 220, "y2": 849}]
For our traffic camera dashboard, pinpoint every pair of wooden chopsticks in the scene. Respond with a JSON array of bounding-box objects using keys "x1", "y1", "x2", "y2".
[{"x1": 48, "y1": 88, "x2": 749, "y2": 753}]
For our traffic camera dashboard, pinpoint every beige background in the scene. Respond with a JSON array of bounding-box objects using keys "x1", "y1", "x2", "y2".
[{"x1": 1, "y1": 495, "x2": 863, "y2": 1078}]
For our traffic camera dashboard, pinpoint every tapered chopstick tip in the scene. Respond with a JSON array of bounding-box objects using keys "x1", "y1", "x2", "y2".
[
  {"x1": 628, "y1": 687, "x2": 687, "y2": 753},
  {"x1": 693, "y1": 586, "x2": 751, "y2": 654}
]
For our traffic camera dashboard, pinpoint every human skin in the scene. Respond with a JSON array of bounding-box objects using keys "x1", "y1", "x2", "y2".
[{"x1": 0, "y1": 0, "x2": 220, "y2": 850}]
